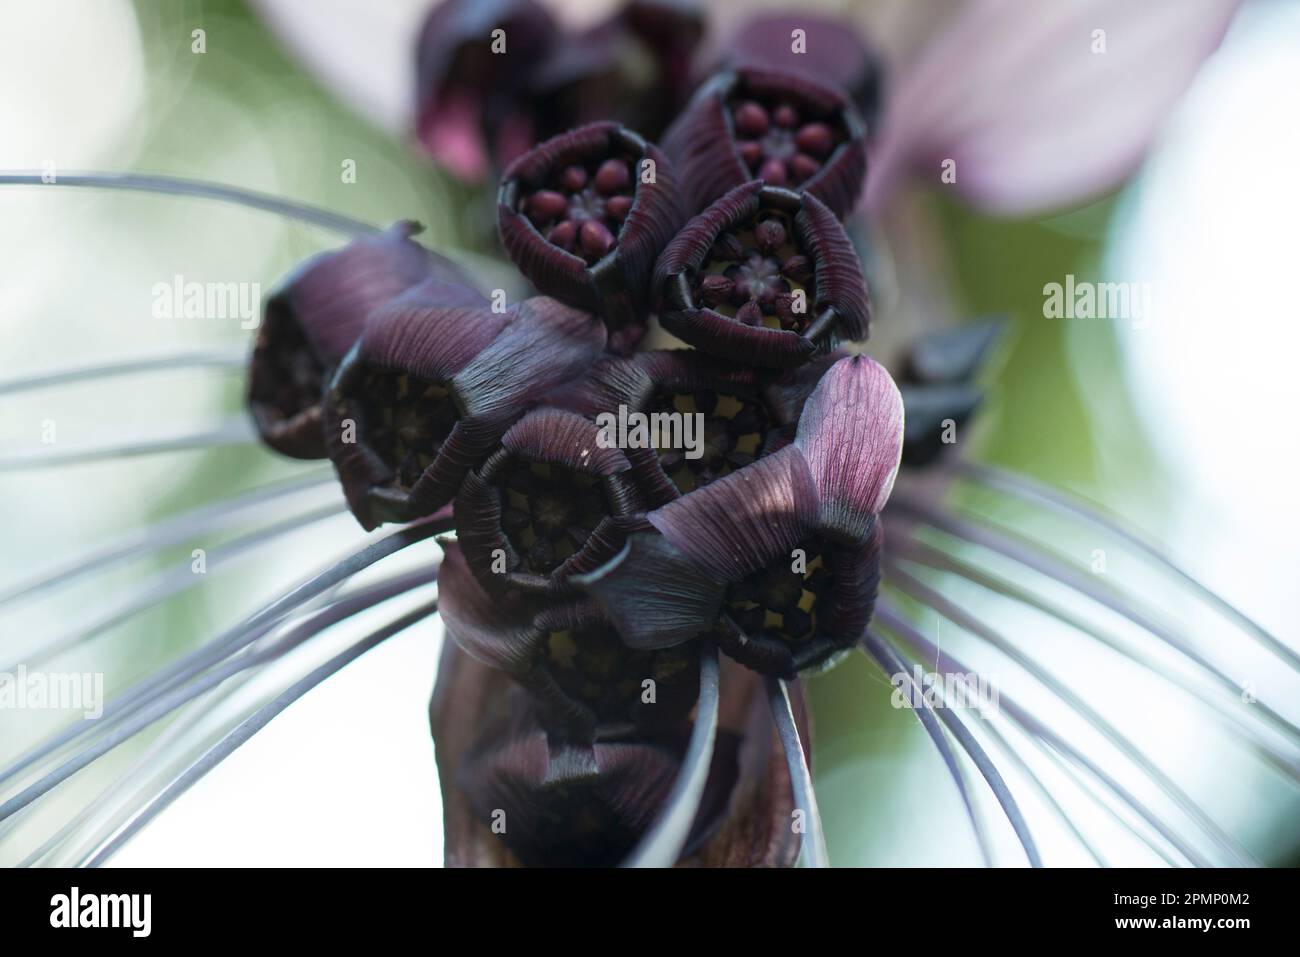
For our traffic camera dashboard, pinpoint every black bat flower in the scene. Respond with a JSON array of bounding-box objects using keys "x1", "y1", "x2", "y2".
[
  {"x1": 415, "y1": 0, "x2": 705, "y2": 183},
  {"x1": 247, "y1": 222, "x2": 474, "y2": 459},
  {"x1": 576, "y1": 354, "x2": 904, "y2": 677},
  {"x1": 662, "y1": 66, "x2": 868, "y2": 219},
  {"x1": 555, "y1": 347, "x2": 843, "y2": 499},
  {"x1": 438, "y1": 540, "x2": 699, "y2": 742},
  {"x1": 498, "y1": 121, "x2": 684, "y2": 331},
  {"x1": 453, "y1": 407, "x2": 664, "y2": 598},
  {"x1": 653, "y1": 181, "x2": 871, "y2": 368},
  {"x1": 430, "y1": 633, "x2": 809, "y2": 868},
  {"x1": 414, "y1": 0, "x2": 560, "y2": 182},
  {"x1": 324, "y1": 290, "x2": 606, "y2": 530}
]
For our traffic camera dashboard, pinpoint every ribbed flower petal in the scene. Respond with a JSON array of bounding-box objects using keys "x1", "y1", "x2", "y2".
[
  {"x1": 573, "y1": 533, "x2": 725, "y2": 650},
  {"x1": 794, "y1": 354, "x2": 904, "y2": 541},
  {"x1": 648, "y1": 444, "x2": 819, "y2": 582},
  {"x1": 247, "y1": 222, "x2": 473, "y2": 459},
  {"x1": 323, "y1": 295, "x2": 603, "y2": 530}
]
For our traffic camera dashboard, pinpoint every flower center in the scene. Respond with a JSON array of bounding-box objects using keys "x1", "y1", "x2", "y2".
[
  {"x1": 729, "y1": 95, "x2": 844, "y2": 189},
  {"x1": 498, "y1": 461, "x2": 610, "y2": 575},
  {"x1": 359, "y1": 371, "x2": 459, "y2": 490},
  {"x1": 542, "y1": 625, "x2": 696, "y2": 732},
  {"x1": 521, "y1": 156, "x2": 637, "y2": 264},
  {"x1": 725, "y1": 538, "x2": 836, "y2": 647},
  {"x1": 691, "y1": 211, "x2": 817, "y2": 333},
  {"x1": 650, "y1": 388, "x2": 770, "y2": 493}
]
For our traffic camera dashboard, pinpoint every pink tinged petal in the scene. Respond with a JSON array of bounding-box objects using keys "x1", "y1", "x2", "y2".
[
  {"x1": 794, "y1": 355, "x2": 904, "y2": 539},
  {"x1": 420, "y1": 91, "x2": 491, "y2": 182},
  {"x1": 866, "y1": 0, "x2": 1244, "y2": 215},
  {"x1": 648, "y1": 444, "x2": 819, "y2": 581}
]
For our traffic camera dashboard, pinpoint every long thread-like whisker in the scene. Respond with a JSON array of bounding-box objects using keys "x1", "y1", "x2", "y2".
[
  {"x1": 0, "y1": 171, "x2": 377, "y2": 237},
  {"x1": 83, "y1": 598, "x2": 439, "y2": 867},
  {"x1": 622, "y1": 642, "x2": 720, "y2": 868},
  {"x1": 892, "y1": 534, "x2": 1300, "y2": 783},
  {"x1": 13, "y1": 566, "x2": 434, "y2": 866},
  {"x1": 0, "y1": 347, "x2": 248, "y2": 397},
  {"x1": 862, "y1": 628, "x2": 1043, "y2": 867},
  {"x1": 890, "y1": 493, "x2": 1300, "y2": 747},
  {"x1": 765, "y1": 677, "x2": 829, "y2": 868},
  {"x1": 0, "y1": 472, "x2": 336, "y2": 607},
  {"x1": 2, "y1": 502, "x2": 347, "y2": 673},
  {"x1": 0, "y1": 516, "x2": 452, "y2": 797},
  {"x1": 856, "y1": 632, "x2": 994, "y2": 866},
  {"x1": 876, "y1": 601, "x2": 1216, "y2": 866},
  {"x1": 972, "y1": 710, "x2": 1110, "y2": 866},
  {"x1": 953, "y1": 461, "x2": 1300, "y2": 672},
  {"x1": 884, "y1": 561, "x2": 1253, "y2": 865},
  {"x1": 0, "y1": 418, "x2": 257, "y2": 472}
]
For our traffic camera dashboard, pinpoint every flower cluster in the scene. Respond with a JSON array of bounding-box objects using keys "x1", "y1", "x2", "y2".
[{"x1": 248, "y1": 1, "x2": 903, "y2": 867}]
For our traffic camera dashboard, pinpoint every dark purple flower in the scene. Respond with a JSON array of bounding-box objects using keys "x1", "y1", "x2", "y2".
[
  {"x1": 437, "y1": 540, "x2": 699, "y2": 743},
  {"x1": 453, "y1": 406, "x2": 660, "y2": 598},
  {"x1": 323, "y1": 291, "x2": 605, "y2": 530},
  {"x1": 430, "y1": 635, "x2": 807, "y2": 868},
  {"x1": 498, "y1": 122, "x2": 684, "y2": 330},
  {"x1": 575, "y1": 355, "x2": 904, "y2": 677},
  {"x1": 718, "y1": 13, "x2": 884, "y2": 131},
  {"x1": 525, "y1": 0, "x2": 705, "y2": 148},
  {"x1": 653, "y1": 181, "x2": 871, "y2": 369},
  {"x1": 662, "y1": 66, "x2": 868, "y2": 219},
  {"x1": 247, "y1": 222, "x2": 474, "y2": 459},
  {"x1": 414, "y1": 0, "x2": 705, "y2": 184},
  {"x1": 414, "y1": 0, "x2": 559, "y2": 182},
  {"x1": 554, "y1": 347, "x2": 844, "y2": 501}
]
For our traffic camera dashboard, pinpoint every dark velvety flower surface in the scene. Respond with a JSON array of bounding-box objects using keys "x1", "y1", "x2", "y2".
[
  {"x1": 247, "y1": 222, "x2": 474, "y2": 459},
  {"x1": 663, "y1": 67, "x2": 867, "y2": 220},
  {"x1": 438, "y1": 541, "x2": 700, "y2": 742},
  {"x1": 575, "y1": 355, "x2": 904, "y2": 677},
  {"x1": 430, "y1": 641, "x2": 807, "y2": 868},
  {"x1": 556, "y1": 348, "x2": 844, "y2": 500},
  {"x1": 324, "y1": 292, "x2": 605, "y2": 530},
  {"x1": 653, "y1": 181, "x2": 871, "y2": 368},
  {"x1": 498, "y1": 122, "x2": 683, "y2": 330},
  {"x1": 454, "y1": 407, "x2": 657, "y2": 598}
]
